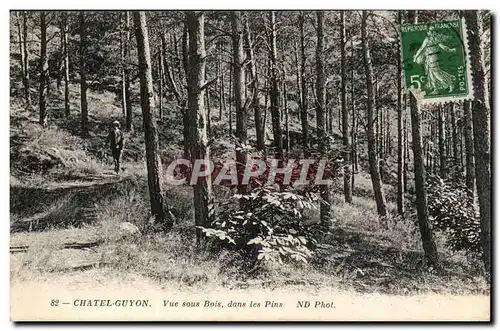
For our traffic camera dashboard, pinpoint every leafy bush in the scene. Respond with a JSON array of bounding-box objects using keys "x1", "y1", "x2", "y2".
[
  {"x1": 199, "y1": 185, "x2": 320, "y2": 266},
  {"x1": 427, "y1": 174, "x2": 481, "y2": 257}
]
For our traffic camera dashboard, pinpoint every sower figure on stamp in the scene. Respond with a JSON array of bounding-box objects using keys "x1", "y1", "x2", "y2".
[
  {"x1": 106, "y1": 120, "x2": 124, "y2": 173},
  {"x1": 413, "y1": 25, "x2": 457, "y2": 95}
]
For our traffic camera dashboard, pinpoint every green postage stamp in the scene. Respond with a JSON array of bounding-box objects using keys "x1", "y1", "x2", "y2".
[{"x1": 400, "y1": 18, "x2": 473, "y2": 104}]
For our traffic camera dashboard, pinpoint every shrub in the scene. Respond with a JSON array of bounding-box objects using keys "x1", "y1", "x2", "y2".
[
  {"x1": 199, "y1": 185, "x2": 319, "y2": 266},
  {"x1": 426, "y1": 174, "x2": 481, "y2": 257}
]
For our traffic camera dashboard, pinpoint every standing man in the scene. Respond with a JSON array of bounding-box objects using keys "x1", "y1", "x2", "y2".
[{"x1": 107, "y1": 120, "x2": 124, "y2": 173}]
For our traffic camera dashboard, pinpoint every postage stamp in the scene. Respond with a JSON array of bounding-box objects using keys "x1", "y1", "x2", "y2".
[{"x1": 400, "y1": 18, "x2": 473, "y2": 104}]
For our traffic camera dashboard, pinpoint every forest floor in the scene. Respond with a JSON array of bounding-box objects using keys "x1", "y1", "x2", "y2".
[{"x1": 9, "y1": 85, "x2": 489, "y2": 300}]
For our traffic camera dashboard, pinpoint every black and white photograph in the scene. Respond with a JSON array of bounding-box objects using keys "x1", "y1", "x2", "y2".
[{"x1": 8, "y1": 9, "x2": 492, "y2": 322}]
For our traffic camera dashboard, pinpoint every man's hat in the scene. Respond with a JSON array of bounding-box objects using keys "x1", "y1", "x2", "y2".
[{"x1": 112, "y1": 120, "x2": 120, "y2": 127}]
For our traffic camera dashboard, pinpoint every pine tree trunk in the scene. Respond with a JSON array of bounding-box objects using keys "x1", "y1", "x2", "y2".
[
  {"x1": 244, "y1": 19, "x2": 264, "y2": 151},
  {"x1": 228, "y1": 63, "x2": 233, "y2": 135},
  {"x1": 351, "y1": 36, "x2": 358, "y2": 174},
  {"x1": 269, "y1": 11, "x2": 283, "y2": 158},
  {"x1": 438, "y1": 105, "x2": 446, "y2": 178},
  {"x1": 396, "y1": 10, "x2": 404, "y2": 216},
  {"x1": 158, "y1": 49, "x2": 164, "y2": 119},
  {"x1": 463, "y1": 100, "x2": 475, "y2": 201},
  {"x1": 464, "y1": 10, "x2": 491, "y2": 277},
  {"x1": 284, "y1": 67, "x2": 290, "y2": 152},
  {"x1": 361, "y1": 10, "x2": 388, "y2": 218},
  {"x1": 232, "y1": 12, "x2": 248, "y2": 195},
  {"x1": 22, "y1": 12, "x2": 31, "y2": 108},
  {"x1": 63, "y1": 12, "x2": 70, "y2": 117},
  {"x1": 181, "y1": 24, "x2": 191, "y2": 159},
  {"x1": 450, "y1": 103, "x2": 459, "y2": 171},
  {"x1": 340, "y1": 11, "x2": 352, "y2": 203},
  {"x1": 409, "y1": 92, "x2": 439, "y2": 268},
  {"x1": 15, "y1": 12, "x2": 27, "y2": 106},
  {"x1": 316, "y1": 11, "x2": 332, "y2": 226},
  {"x1": 133, "y1": 11, "x2": 173, "y2": 230},
  {"x1": 124, "y1": 11, "x2": 133, "y2": 132},
  {"x1": 56, "y1": 15, "x2": 64, "y2": 92},
  {"x1": 299, "y1": 12, "x2": 309, "y2": 154},
  {"x1": 39, "y1": 11, "x2": 48, "y2": 127},
  {"x1": 186, "y1": 11, "x2": 215, "y2": 244},
  {"x1": 79, "y1": 12, "x2": 89, "y2": 136},
  {"x1": 407, "y1": 10, "x2": 439, "y2": 269}
]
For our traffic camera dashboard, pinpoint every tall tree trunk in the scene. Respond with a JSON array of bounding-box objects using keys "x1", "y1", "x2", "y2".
[
  {"x1": 63, "y1": 12, "x2": 70, "y2": 117},
  {"x1": 15, "y1": 12, "x2": 29, "y2": 107},
  {"x1": 181, "y1": 24, "x2": 191, "y2": 159},
  {"x1": 299, "y1": 12, "x2": 309, "y2": 154},
  {"x1": 244, "y1": 18, "x2": 264, "y2": 151},
  {"x1": 407, "y1": 10, "x2": 439, "y2": 268},
  {"x1": 39, "y1": 11, "x2": 48, "y2": 127},
  {"x1": 22, "y1": 12, "x2": 31, "y2": 108},
  {"x1": 463, "y1": 100, "x2": 475, "y2": 201},
  {"x1": 340, "y1": 11, "x2": 352, "y2": 203},
  {"x1": 410, "y1": 91, "x2": 439, "y2": 268},
  {"x1": 284, "y1": 67, "x2": 290, "y2": 152},
  {"x1": 450, "y1": 103, "x2": 459, "y2": 171},
  {"x1": 218, "y1": 40, "x2": 225, "y2": 120},
  {"x1": 269, "y1": 11, "x2": 283, "y2": 157},
  {"x1": 351, "y1": 35, "x2": 358, "y2": 174},
  {"x1": 396, "y1": 10, "x2": 404, "y2": 216},
  {"x1": 438, "y1": 105, "x2": 446, "y2": 178},
  {"x1": 133, "y1": 11, "x2": 173, "y2": 230},
  {"x1": 186, "y1": 11, "x2": 215, "y2": 244},
  {"x1": 56, "y1": 14, "x2": 64, "y2": 92},
  {"x1": 158, "y1": 49, "x2": 164, "y2": 119},
  {"x1": 79, "y1": 12, "x2": 89, "y2": 136},
  {"x1": 403, "y1": 97, "x2": 409, "y2": 193},
  {"x1": 228, "y1": 63, "x2": 233, "y2": 135},
  {"x1": 232, "y1": 11, "x2": 248, "y2": 195},
  {"x1": 361, "y1": 11, "x2": 388, "y2": 218},
  {"x1": 316, "y1": 11, "x2": 331, "y2": 226},
  {"x1": 124, "y1": 11, "x2": 133, "y2": 132},
  {"x1": 120, "y1": 13, "x2": 127, "y2": 116},
  {"x1": 464, "y1": 10, "x2": 491, "y2": 277}
]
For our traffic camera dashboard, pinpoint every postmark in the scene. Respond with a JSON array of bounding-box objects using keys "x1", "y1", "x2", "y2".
[{"x1": 400, "y1": 18, "x2": 473, "y2": 104}]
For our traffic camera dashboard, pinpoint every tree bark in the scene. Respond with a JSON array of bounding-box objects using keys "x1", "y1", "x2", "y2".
[
  {"x1": 396, "y1": 10, "x2": 404, "y2": 216},
  {"x1": 464, "y1": 10, "x2": 491, "y2": 277},
  {"x1": 407, "y1": 10, "x2": 439, "y2": 269},
  {"x1": 244, "y1": 19, "x2": 264, "y2": 151},
  {"x1": 463, "y1": 100, "x2": 475, "y2": 201},
  {"x1": 299, "y1": 12, "x2": 309, "y2": 154},
  {"x1": 124, "y1": 11, "x2": 133, "y2": 132},
  {"x1": 133, "y1": 11, "x2": 173, "y2": 230},
  {"x1": 450, "y1": 103, "x2": 459, "y2": 171},
  {"x1": 269, "y1": 11, "x2": 283, "y2": 158},
  {"x1": 361, "y1": 10, "x2": 388, "y2": 218},
  {"x1": 158, "y1": 49, "x2": 164, "y2": 119},
  {"x1": 63, "y1": 12, "x2": 70, "y2": 117},
  {"x1": 186, "y1": 11, "x2": 215, "y2": 244},
  {"x1": 438, "y1": 105, "x2": 446, "y2": 178},
  {"x1": 231, "y1": 12, "x2": 248, "y2": 196},
  {"x1": 79, "y1": 12, "x2": 89, "y2": 136},
  {"x1": 316, "y1": 11, "x2": 332, "y2": 226},
  {"x1": 22, "y1": 12, "x2": 31, "y2": 108},
  {"x1": 340, "y1": 11, "x2": 352, "y2": 203},
  {"x1": 15, "y1": 12, "x2": 30, "y2": 107},
  {"x1": 39, "y1": 11, "x2": 48, "y2": 127},
  {"x1": 409, "y1": 92, "x2": 439, "y2": 268}
]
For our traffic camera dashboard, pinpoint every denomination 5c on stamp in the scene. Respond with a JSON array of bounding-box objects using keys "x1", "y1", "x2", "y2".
[{"x1": 401, "y1": 18, "x2": 473, "y2": 104}]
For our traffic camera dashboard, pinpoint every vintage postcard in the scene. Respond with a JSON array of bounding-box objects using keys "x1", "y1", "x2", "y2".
[{"x1": 9, "y1": 9, "x2": 491, "y2": 322}]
